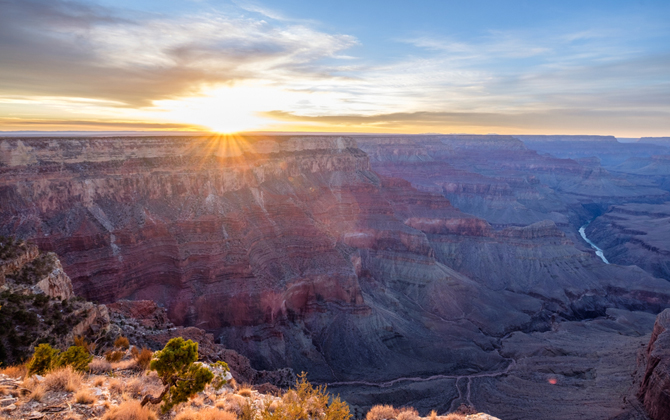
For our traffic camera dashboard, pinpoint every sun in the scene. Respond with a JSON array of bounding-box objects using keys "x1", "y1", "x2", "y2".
[{"x1": 153, "y1": 84, "x2": 288, "y2": 134}]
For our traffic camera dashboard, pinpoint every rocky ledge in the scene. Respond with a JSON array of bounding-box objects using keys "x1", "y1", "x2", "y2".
[{"x1": 639, "y1": 309, "x2": 670, "y2": 420}]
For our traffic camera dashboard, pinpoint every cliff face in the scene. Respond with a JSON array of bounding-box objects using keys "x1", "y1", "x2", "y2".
[
  {"x1": 640, "y1": 309, "x2": 670, "y2": 420},
  {"x1": 587, "y1": 203, "x2": 670, "y2": 281},
  {"x1": 1, "y1": 135, "x2": 670, "y2": 418}
]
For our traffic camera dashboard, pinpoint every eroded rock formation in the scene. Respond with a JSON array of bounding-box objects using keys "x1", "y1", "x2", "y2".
[{"x1": 1, "y1": 134, "x2": 669, "y2": 418}]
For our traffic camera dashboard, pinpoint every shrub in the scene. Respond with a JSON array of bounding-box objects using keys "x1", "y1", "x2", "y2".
[
  {"x1": 74, "y1": 389, "x2": 96, "y2": 404},
  {"x1": 237, "y1": 385, "x2": 253, "y2": 397},
  {"x1": 105, "y1": 350, "x2": 125, "y2": 363},
  {"x1": 366, "y1": 405, "x2": 398, "y2": 420},
  {"x1": 114, "y1": 336, "x2": 130, "y2": 349},
  {"x1": 73, "y1": 336, "x2": 96, "y2": 354},
  {"x1": 140, "y1": 337, "x2": 224, "y2": 413},
  {"x1": 58, "y1": 346, "x2": 93, "y2": 372},
  {"x1": 131, "y1": 347, "x2": 153, "y2": 371},
  {"x1": 103, "y1": 400, "x2": 157, "y2": 420},
  {"x1": 262, "y1": 372, "x2": 351, "y2": 420},
  {"x1": 89, "y1": 358, "x2": 112, "y2": 374},
  {"x1": 396, "y1": 408, "x2": 419, "y2": 420},
  {"x1": 27, "y1": 343, "x2": 60, "y2": 375},
  {"x1": 43, "y1": 366, "x2": 82, "y2": 392}
]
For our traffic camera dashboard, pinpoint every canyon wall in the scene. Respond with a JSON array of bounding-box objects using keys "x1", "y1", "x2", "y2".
[{"x1": 1, "y1": 134, "x2": 669, "y2": 418}]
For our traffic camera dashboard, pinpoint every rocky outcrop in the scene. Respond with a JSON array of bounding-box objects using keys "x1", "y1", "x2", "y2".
[
  {"x1": 34, "y1": 253, "x2": 74, "y2": 299},
  {"x1": 639, "y1": 309, "x2": 670, "y2": 420},
  {"x1": 106, "y1": 299, "x2": 295, "y2": 388}
]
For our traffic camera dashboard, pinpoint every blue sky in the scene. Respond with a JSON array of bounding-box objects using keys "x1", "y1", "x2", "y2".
[{"x1": 0, "y1": 0, "x2": 669, "y2": 135}]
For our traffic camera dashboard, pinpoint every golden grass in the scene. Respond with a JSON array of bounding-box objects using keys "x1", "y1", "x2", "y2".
[
  {"x1": 237, "y1": 386, "x2": 253, "y2": 398},
  {"x1": 366, "y1": 405, "x2": 398, "y2": 420},
  {"x1": 220, "y1": 393, "x2": 248, "y2": 415},
  {"x1": 43, "y1": 366, "x2": 82, "y2": 392},
  {"x1": 109, "y1": 378, "x2": 125, "y2": 395},
  {"x1": 103, "y1": 400, "x2": 157, "y2": 420},
  {"x1": 93, "y1": 376, "x2": 106, "y2": 387},
  {"x1": 74, "y1": 388, "x2": 96, "y2": 404},
  {"x1": 131, "y1": 347, "x2": 153, "y2": 371},
  {"x1": 90, "y1": 358, "x2": 113, "y2": 374},
  {"x1": 105, "y1": 350, "x2": 125, "y2": 363},
  {"x1": 112, "y1": 359, "x2": 138, "y2": 371},
  {"x1": 396, "y1": 407, "x2": 419, "y2": 420},
  {"x1": 0, "y1": 364, "x2": 26, "y2": 378},
  {"x1": 443, "y1": 415, "x2": 466, "y2": 420},
  {"x1": 30, "y1": 384, "x2": 46, "y2": 402},
  {"x1": 126, "y1": 377, "x2": 145, "y2": 397}
]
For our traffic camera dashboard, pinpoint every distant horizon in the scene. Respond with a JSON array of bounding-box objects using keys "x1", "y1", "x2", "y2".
[{"x1": 0, "y1": 130, "x2": 667, "y2": 141}]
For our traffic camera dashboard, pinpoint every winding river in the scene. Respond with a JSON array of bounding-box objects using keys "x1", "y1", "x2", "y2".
[{"x1": 579, "y1": 223, "x2": 610, "y2": 264}]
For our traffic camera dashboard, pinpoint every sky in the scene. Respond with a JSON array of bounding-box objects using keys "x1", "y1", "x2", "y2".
[{"x1": 0, "y1": 0, "x2": 669, "y2": 136}]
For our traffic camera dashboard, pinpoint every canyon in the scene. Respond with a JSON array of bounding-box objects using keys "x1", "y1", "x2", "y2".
[{"x1": 1, "y1": 134, "x2": 670, "y2": 419}]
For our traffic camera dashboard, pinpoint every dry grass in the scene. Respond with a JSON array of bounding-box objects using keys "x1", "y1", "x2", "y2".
[
  {"x1": 105, "y1": 350, "x2": 125, "y2": 363},
  {"x1": 0, "y1": 364, "x2": 26, "y2": 378},
  {"x1": 109, "y1": 378, "x2": 125, "y2": 395},
  {"x1": 93, "y1": 376, "x2": 106, "y2": 387},
  {"x1": 131, "y1": 347, "x2": 153, "y2": 371},
  {"x1": 126, "y1": 377, "x2": 145, "y2": 397},
  {"x1": 220, "y1": 394, "x2": 248, "y2": 415},
  {"x1": 114, "y1": 336, "x2": 130, "y2": 350},
  {"x1": 74, "y1": 388, "x2": 96, "y2": 404},
  {"x1": 237, "y1": 386, "x2": 253, "y2": 398},
  {"x1": 200, "y1": 408, "x2": 237, "y2": 420},
  {"x1": 90, "y1": 358, "x2": 113, "y2": 374},
  {"x1": 443, "y1": 415, "x2": 465, "y2": 420},
  {"x1": 103, "y1": 400, "x2": 157, "y2": 420},
  {"x1": 429, "y1": 410, "x2": 438, "y2": 420},
  {"x1": 397, "y1": 407, "x2": 419, "y2": 420},
  {"x1": 43, "y1": 366, "x2": 83, "y2": 392},
  {"x1": 112, "y1": 359, "x2": 138, "y2": 371},
  {"x1": 63, "y1": 413, "x2": 83, "y2": 420},
  {"x1": 30, "y1": 384, "x2": 46, "y2": 402},
  {"x1": 366, "y1": 405, "x2": 398, "y2": 420}
]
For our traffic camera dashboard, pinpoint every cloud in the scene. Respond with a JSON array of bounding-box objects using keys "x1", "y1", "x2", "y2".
[
  {"x1": 0, "y1": 117, "x2": 203, "y2": 130},
  {"x1": 263, "y1": 108, "x2": 670, "y2": 136},
  {"x1": 0, "y1": 0, "x2": 357, "y2": 107}
]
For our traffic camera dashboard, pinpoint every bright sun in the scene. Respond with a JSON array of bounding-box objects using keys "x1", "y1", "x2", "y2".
[{"x1": 154, "y1": 85, "x2": 287, "y2": 133}]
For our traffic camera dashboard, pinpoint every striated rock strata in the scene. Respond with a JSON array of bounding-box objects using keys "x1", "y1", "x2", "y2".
[{"x1": 1, "y1": 135, "x2": 670, "y2": 417}]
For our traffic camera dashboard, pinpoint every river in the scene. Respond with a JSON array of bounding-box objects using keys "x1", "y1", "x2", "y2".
[{"x1": 579, "y1": 223, "x2": 610, "y2": 264}]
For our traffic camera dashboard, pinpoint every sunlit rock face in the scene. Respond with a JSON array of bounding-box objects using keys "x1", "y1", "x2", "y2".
[{"x1": 1, "y1": 134, "x2": 670, "y2": 418}]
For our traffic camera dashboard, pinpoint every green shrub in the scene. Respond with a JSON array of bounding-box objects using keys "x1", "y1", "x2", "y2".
[
  {"x1": 27, "y1": 343, "x2": 60, "y2": 375},
  {"x1": 140, "y1": 337, "x2": 218, "y2": 413},
  {"x1": 57, "y1": 346, "x2": 92, "y2": 372}
]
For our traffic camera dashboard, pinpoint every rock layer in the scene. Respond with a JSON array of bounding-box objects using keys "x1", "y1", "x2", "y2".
[{"x1": 1, "y1": 135, "x2": 670, "y2": 418}]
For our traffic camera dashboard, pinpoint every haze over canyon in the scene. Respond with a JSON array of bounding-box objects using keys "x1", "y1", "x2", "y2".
[{"x1": 1, "y1": 134, "x2": 670, "y2": 419}]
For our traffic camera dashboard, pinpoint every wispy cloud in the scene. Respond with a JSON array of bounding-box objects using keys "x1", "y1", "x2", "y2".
[{"x1": 0, "y1": 0, "x2": 357, "y2": 107}]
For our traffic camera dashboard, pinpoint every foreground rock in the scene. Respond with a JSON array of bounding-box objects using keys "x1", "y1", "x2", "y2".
[{"x1": 639, "y1": 309, "x2": 670, "y2": 420}]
